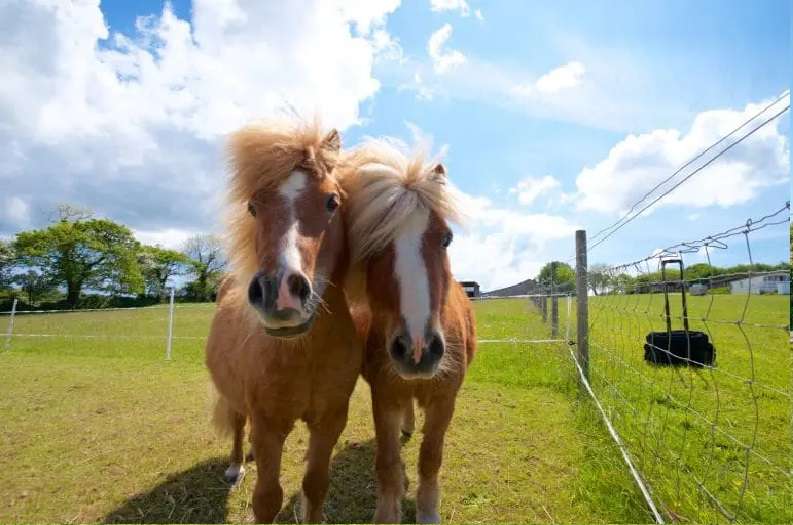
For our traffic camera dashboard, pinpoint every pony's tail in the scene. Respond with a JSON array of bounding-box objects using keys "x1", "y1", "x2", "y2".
[{"x1": 210, "y1": 387, "x2": 236, "y2": 438}]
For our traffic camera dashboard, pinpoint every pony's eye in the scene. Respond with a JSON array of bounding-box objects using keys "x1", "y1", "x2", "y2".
[
  {"x1": 247, "y1": 201, "x2": 257, "y2": 217},
  {"x1": 326, "y1": 193, "x2": 340, "y2": 213},
  {"x1": 441, "y1": 230, "x2": 453, "y2": 248}
]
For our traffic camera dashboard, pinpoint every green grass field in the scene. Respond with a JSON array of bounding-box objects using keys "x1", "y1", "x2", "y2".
[
  {"x1": 0, "y1": 299, "x2": 654, "y2": 523},
  {"x1": 551, "y1": 293, "x2": 791, "y2": 522},
  {"x1": 0, "y1": 295, "x2": 788, "y2": 523}
]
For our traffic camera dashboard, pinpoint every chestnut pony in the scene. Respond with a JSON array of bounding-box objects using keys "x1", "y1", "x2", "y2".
[
  {"x1": 205, "y1": 121, "x2": 360, "y2": 523},
  {"x1": 341, "y1": 141, "x2": 476, "y2": 523}
]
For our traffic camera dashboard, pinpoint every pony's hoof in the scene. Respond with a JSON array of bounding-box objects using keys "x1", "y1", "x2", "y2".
[
  {"x1": 224, "y1": 463, "x2": 245, "y2": 486},
  {"x1": 416, "y1": 510, "x2": 440, "y2": 524}
]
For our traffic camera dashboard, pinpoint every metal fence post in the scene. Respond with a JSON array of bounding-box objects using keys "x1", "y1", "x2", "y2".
[
  {"x1": 542, "y1": 294, "x2": 548, "y2": 322},
  {"x1": 165, "y1": 288, "x2": 175, "y2": 360},
  {"x1": 551, "y1": 295, "x2": 559, "y2": 338},
  {"x1": 575, "y1": 230, "x2": 589, "y2": 380},
  {"x1": 3, "y1": 298, "x2": 17, "y2": 351}
]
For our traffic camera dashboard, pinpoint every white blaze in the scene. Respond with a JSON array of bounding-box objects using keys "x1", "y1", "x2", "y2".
[
  {"x1": 394, "y1": 208, "x2": 431, "y2": 351},
  {"x1": 276, "y1": 171, "x2": 307, "y2": 311}
]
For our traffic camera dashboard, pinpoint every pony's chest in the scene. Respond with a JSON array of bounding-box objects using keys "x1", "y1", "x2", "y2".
[{"x1": 247, "y1": 347, "x2": 360, "y2": 421}]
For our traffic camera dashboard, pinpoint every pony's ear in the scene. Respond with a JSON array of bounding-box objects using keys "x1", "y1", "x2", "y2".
[
  {"x1": 322, "y1": 129, "x2": 341, "y2": 153},
  {"x1": 431, "y1": 163, "x2": 447, "y2": 183}
]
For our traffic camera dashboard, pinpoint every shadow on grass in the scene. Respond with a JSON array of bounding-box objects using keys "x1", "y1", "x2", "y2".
[
  {"x1": 277, "y1": 438, "x2": 416, "y2": 524},
  {"x1": 103, "y1": 441, "x2": 416, "y2": 524},
  {"x1": 102, "y1": 457, "x2": 232, "y2": 523}
]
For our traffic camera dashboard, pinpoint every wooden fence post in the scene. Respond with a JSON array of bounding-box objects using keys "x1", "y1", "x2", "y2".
[
  {"x1": 541, "y1": 294, "x2": 548, "y2": 322},
  {"x1": 575, "y1": 230, "x2": 589, "y2": 380},
  {"x1": 551, "y1": 295, "x2": 559, "y2": 338}
]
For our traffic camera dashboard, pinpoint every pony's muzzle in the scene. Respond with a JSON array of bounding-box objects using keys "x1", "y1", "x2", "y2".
[
  {"x1": 248, "y1": 270, "x2": 312, "y2": 332},
  {"x1": 389, "y1": 328, "x2": 445, "y2": 379}
]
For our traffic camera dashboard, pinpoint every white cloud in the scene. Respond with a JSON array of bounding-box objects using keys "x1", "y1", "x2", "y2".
[
  {"x1": 414, "y1": 72, "x2": 435, "y2": 100},
  {"x1": 132, "y1": 228, "x2": 197, "y2": 250},
  {"x1": 0, "y1": 0, "x2": 401, "y2": 237},
  {"x1": 428, "y1": 24, "x2": 466, "y2": 74},
  {"x1": 574, "y1": 97, "x2": 790, "y2": 214},
  {"x1": 509, "y1": 175, "x2": 561, "y2": 205},
  {"x1": 448, "y1": 189, "x2": 578, "y2": 290},
  {"x1": 474, "y1": 9, "x2": 484, "y2": 21},
  {"x1": 430, "y1": 0, "x2": 470, "y2": 16},
  {"x1": 535, "y1": 61, "x2": 586, "y2": 94},
  {"x1": 399, "y1": 72, "x2": 434, "y2": 101},
  {"x1": 3, "y1": 197, "x2": 30, "y2": 228},
  {"x1": 339, "y1": 0, "x2": 401, "y2": 34},
  {"x1": 402, "y1": 120, "x2": 450, "y2": 161}
]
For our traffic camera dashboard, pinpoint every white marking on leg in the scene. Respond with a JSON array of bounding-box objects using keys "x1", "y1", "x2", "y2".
[
  {"x1": 394, "y1": 207, "x2": 431, "y2": 360},
  {"x1": 417, "y1": 477, "x2": 440, "y2": 523},
  {"x1": 224, "y1": 463, "x2": 245, "y2": 485}
]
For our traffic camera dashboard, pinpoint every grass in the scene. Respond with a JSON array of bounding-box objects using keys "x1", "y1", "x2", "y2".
[
  {"x1": 551, "y1": 293, "x2": 792, "y2": 523},
  {"x1": 0, "y1": 299, "x2": 656, "y2": 523}
]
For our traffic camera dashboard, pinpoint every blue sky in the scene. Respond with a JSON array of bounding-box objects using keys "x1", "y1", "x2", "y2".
[{"x1": 1, "y1": 1, "x2": 789, "y2": 290}]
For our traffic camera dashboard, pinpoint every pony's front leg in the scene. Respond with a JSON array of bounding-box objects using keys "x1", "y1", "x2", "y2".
[
  {"x1": 401, "y1": 399, "x2": 415, "y2": 437},
  {"x1": 301, "y1": 406, "x2": 349, "y2": 523},
  {"x1": 416, "y1": 397, "x2": 454, "y2": 524},
  {"x1": 372, "y1": 392, "x2": 405, "y2": 523},
  {"x1": 250, "y1": 414, "x2": 291, "y2": 523}
]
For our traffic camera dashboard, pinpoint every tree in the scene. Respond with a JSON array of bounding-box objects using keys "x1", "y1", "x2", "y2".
[
  {"x1": 588, "y1": 263, "x2": 611, "y2": 296},
  {"x1": 537, "y1": 261, "x2": 576, "y2": 293},
  {"x1": 13, "y1": 211, "x2": 143, "y2": 308},
  {"x1": 182, "y1": 234, "x2": 226, "y2": 301},
  {"x1": 14, "y1": 270, "x2": 54, "y2": 305},
  {"x1": 138, "y1": 245, "x2": 191, "y2": 300},
  {"x1": 0, "y1": 240, "x2": 14, "y2": 292}
]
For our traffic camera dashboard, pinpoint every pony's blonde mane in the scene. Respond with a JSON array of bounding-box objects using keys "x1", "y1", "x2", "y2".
[
  {"x1": 225, "y1": 119, "x2": 339, "y2": 284},
  {"x1": 341, "y1": 139, "x2": 462, "y2": 262}
]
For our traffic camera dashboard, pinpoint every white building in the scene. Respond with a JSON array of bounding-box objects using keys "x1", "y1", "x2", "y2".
[{"x1": 729, "y1": 271, "x2": 789, "y2": 295}]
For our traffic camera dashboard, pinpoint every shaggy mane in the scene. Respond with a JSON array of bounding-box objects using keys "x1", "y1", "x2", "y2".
[
  {"x1": 340, "y1": 139, "x2": 462, "y2": 262},
  {"x1": 225, "y1": 119, "x2": 339, "y2": 284}
]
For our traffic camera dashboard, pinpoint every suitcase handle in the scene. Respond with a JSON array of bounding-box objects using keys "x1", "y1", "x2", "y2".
[{"x1": 660, "y1": 257, "x2": 690, "y2": 336}]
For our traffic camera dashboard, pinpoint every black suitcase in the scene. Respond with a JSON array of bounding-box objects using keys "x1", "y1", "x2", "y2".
[{"x1": 643, "y1": 258, "x2": 715, "y2": 367}]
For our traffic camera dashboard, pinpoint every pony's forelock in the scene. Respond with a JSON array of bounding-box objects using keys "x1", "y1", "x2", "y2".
[
  {"x1": 225, "y1": 119, "x2": 339, "y2": 285},
  {"x1": 340, "y1": 139, "x2": 463, "y2": 262}
]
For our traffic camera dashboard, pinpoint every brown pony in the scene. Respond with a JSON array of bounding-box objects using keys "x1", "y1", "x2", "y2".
[
  {"x1": 205, "y1": 120, "x2": 361, "y2": 523},
  {"x1": 341, "y1": 141, "x2": 476, "y2": 523}
]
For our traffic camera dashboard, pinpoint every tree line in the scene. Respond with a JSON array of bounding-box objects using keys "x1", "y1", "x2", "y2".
[
  {"x1": 535, "y1": 259, "x2": 790, "y2": 296},
  {"x1": 0, "y1": 206, "x2": 227, "y2": 310}
]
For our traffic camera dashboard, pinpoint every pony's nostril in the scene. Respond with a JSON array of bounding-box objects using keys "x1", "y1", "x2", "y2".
[
  {"x1": 248, "y1": 275, "x2": 264, "y2": 306},
  {"x1": 390, "y1": 336, "x2": 409, "y2": 360},
  {"x1": 287, "y1": 274, "x2": 311, "y2": 303},
  {"x1": 428, "y1": 334, "x2": 444, "y2": 359},
  {"x1": 249, "y1": 273, "x2": 277, "y2": 310}
]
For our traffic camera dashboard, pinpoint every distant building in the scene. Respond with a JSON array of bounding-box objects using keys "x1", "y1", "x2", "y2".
[
  {"x1": 479, "y1": 278, "x2": 537, "y2": 298},
  {"x1": 459, "y1": 281, "x2": 480, "y2": 298},
  {"x1": 689, "y1": 283, "x2": 708, "y2": 296},
  {"x1": 729, "y1": 271, "x2": 789, "y2": 295}
]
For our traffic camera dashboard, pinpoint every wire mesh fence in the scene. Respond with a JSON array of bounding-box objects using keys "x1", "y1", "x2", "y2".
[
  {"x1": 532, "y1": 203, "x2": 791, "y2": 523},
  {"x1": 0, "y1": 302, "x2": 216, "y2": 362},
  {"x1": 1, "y1": 296, "x2": 557, "y2": 362}
]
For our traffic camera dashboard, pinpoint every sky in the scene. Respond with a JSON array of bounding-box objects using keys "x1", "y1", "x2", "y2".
[{"x1": 0, "y1": 0, "x2": 789, "y2": 291}]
